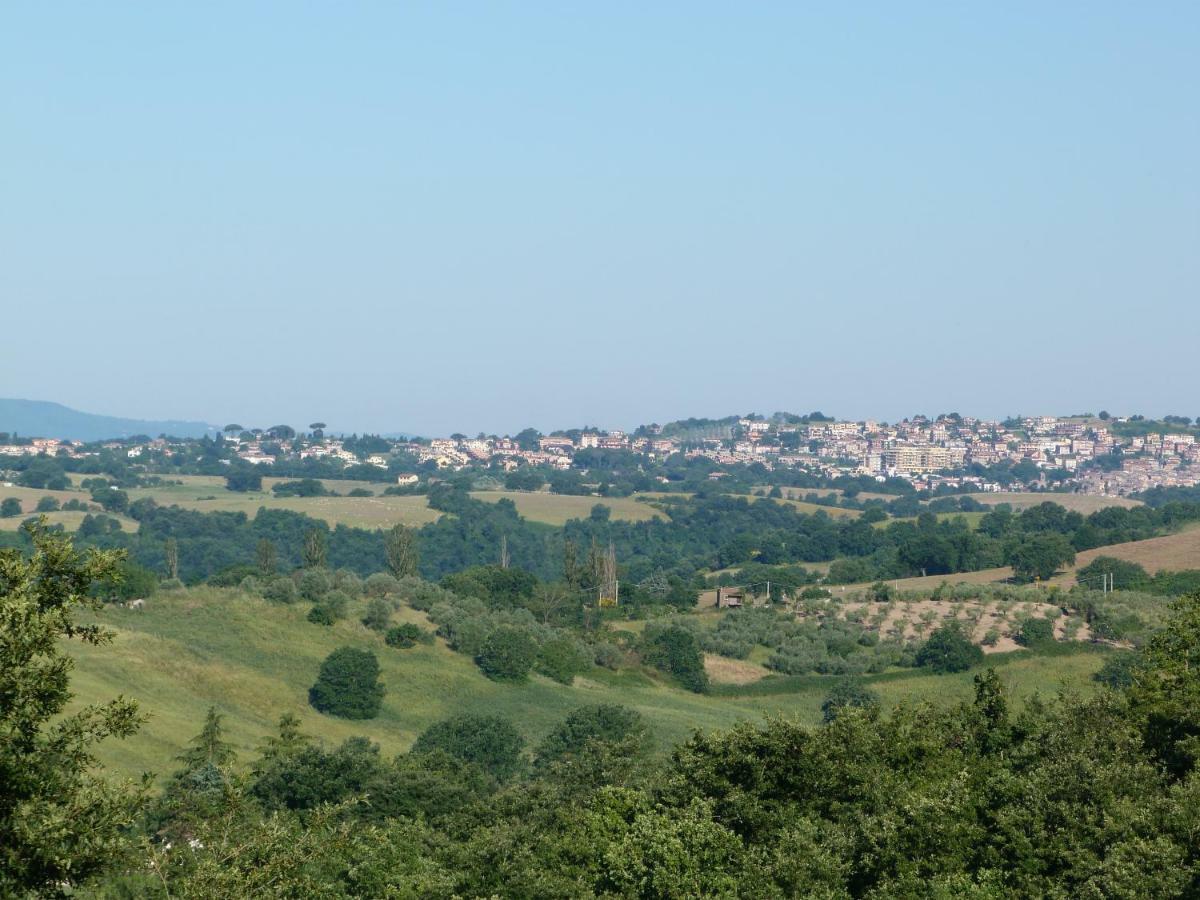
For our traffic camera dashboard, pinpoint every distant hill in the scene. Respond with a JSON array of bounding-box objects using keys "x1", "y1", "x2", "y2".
[{"x1": 0, "y1": 399, "x2": 217, "y2": 442}]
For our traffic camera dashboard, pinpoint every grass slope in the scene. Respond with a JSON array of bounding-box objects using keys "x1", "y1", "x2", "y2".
[{"x1": 67, "y1": 589, "x2": 1108, "y2": 781}]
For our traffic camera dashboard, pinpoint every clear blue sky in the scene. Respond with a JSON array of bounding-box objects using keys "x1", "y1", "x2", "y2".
[{"x1": 2, "y1": 3, "x2": 1197, "y2": 435}]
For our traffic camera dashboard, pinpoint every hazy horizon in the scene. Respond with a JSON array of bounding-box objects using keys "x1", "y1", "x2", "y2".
[{"x1": 3, "y1": 4, "x2": 1197, "y2": 435}]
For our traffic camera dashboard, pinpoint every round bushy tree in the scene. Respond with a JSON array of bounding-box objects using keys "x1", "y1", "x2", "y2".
[
  {"x1": 535, "y1": 636, "x2": 589, "y2": 685},
  {"x1": 476, "y1": 626, "x2": 538, "y2": 682},
  {"x1": 308, "y1": 647, "x2": 384, "y2": 719},
  {"x1": 1016, "y1": 616, "x2": 1056, "y2": 648},
  {"x1": 821, "y1": 678, "x2": 881, "y2": 723},
  {"x1": 307, "y1": 604, "x2": 336, "y2": 626},
  {"x1": 298, "y1": 569, "x2": 332, "y2": 602},
  {"x1": 534, "y1": 704, "x2": 648, "y2": 770},
  {"x1": 412, "y1": 713, "x2": 525, "y2": 781},
  {"x1": 262, "y1": 577, "x2": 299, "y2": 605},
  {"x1": 644, "y1": 625, "x2": 709, "y2": 693},
  {"x1": 364, "y1": 573, "x2": 400, "y2": 598},
  {"x1": 916, "y1": 622, "x2": 984, "y2": 673},
  {"x1": 361, "y1": 597, "x2": 392, "y2": 632},
  {"x1": 385, "y1": 622, "x2": 427, "y2": 648}
]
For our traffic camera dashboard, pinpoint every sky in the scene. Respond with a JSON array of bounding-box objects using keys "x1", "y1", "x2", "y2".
[{"x1": 2, "y1": 3, "x2": 1197, "y2": 436}]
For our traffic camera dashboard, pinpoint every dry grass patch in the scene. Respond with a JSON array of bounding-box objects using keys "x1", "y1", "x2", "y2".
[{"x1": 704, "y1": 654, "x2": 769, "y2": 685}]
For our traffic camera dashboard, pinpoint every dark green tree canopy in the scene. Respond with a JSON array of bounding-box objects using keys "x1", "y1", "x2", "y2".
[
  {"x1": 916, "y1": 621, "x2": 984, "y2": 673},
  {"x1": 412, "y1": 713, "x2": 525, "y2": 782},
  {"x1": 308, "y1": 647, "x2": 385, "y2": 720}
]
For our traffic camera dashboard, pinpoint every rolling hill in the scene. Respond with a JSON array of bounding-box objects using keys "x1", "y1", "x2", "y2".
[{"x1": 68, "y1": 587, "x2": 1110, "y2": 781}]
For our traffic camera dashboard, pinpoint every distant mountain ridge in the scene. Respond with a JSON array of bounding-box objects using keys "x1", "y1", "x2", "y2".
[{"x1": 0, "y1": 399, "x2": 218, "y2": 442}]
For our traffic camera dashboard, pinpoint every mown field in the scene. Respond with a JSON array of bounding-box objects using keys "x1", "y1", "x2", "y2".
[
  {"x1": 66, "y1": 588, "x2": 1110, "y2": 781},
  {"x1": 468, "y1": 490, "x2": 664, "y2": 525},
  {"x1": 1, "y1": 476, "x2": 666, "y2": 531},
  {"x1": 948, "y1": 492, "x2": 1143, "y2": 513}
]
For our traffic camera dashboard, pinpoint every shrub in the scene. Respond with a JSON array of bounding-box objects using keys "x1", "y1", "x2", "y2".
[
  {"x1": 364, "y1": 573, "x2": 400, "y2": 599},
  {"x1": 298, "y1": 569, "x2": 333, "y2": 602},
  {"x1": 534, "y1": 704, "x2": 648, "y2": 770},
  {"x1": 307, "y1": 605, "x2": 336, "y2": 626},
  {"x1": 592, "y1": 641, "x2": 624, "y2": 670},
  {"x1": 159, "y1": 578, "x2": 185, "y2": 592},
  {"x1": 35, "y1": 496, "x2": 60, "y2": 513},
  {"x1": 643, "y1": 625, "x2": 709, "y2": 693},
  {"x1": 262, "y1": 577, "x2": 299, "y2": 605},
  {"x1": 208, "y1": 564, "x2": 260, "y2": 587},
  {"x1": 225, "y1": 470, "x2": 262, "y2": 492},
  {"x1": 362, "y1": 598, "x2": 392, "y2": 632},
  {"x1": 308, "y1": 647, "x2": 384, "y2": 720},
  {"x1": 1016, "y1": 616, "x2": 1056, "y2": 648},
  {"x1": 272, "y1": 478, "x2": 328, "y2": 498},
  {"x1": 1094, "y1": 651, "x2": 1139, "y2": 690},
  {"x1": 916, "y1": 622, "x2": 984, "y2": 674},
  {"x1": 1, "y1": 497, "x2": 25, "y2": 518},
  {"x1": 536, "y1": 637, "x2": 589, "y2": 685},
  {"x1": 332, "y1": 569, "x2": 364, "y2": 596},
  {"x1": 322, "y1": 590, "x2": 351, "y2": 620},
  {"x1": 412, "y1": 714, "x2": 525, "y2": 782},
  {"x1": 821, "y1": 678, "x2": 881, "y2": 723},
  {"x1": 398, "y1": 577, "x2": 459, "y2": 612},
  {"x1": 476, "y1": 626, "x2": 538, "y2": 682},
  {"x1": 385, "y1": 622, "x2": 429, "y2": 648}
]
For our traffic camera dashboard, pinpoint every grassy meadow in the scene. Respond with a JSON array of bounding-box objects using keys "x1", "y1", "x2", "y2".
[
  {"x1": 1, "y1": 475, "x2": 667, "y2": 533},
  {"x1": 468, "y1": 490, "x2": 665, "y2": 525},
  {"x1": 67, "y1": 587, "x2": 1110, "y2": 782},
  {"x1": 948, "y1": 492, "x2": 1144, "y2": 513}
]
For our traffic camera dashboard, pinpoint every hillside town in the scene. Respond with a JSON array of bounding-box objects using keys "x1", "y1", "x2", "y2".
[{"x1": 3, "y1": 411, "x2": 1198, "y2": 499}]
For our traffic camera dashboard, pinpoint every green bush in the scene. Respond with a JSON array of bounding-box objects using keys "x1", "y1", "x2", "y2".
[
  {"x1": 476, "y1": 626, "x2": 538, "y2": 682},
  {"x1": 307, "y1": 605, "x2": 336, "y2": 626},
  {"x1": 821, "y1": 678, "x2": 881, "y2": 723},
  {"x1": 412, "y1": 713, "x2": 525, "y2": 782},
  {"x1": 1094, "y1": 651, "x2": 1139, "y2": 689},
  {"x1": 916, "y1": 622, "x2": 984, "y2": 673},
  {"x1": 332, "y1": 569, "x2": 364, "y2": 595},
  {"x1": 643, "y1": 625, "x2": 709, "y2": 693},
  {"x1": 308, "y1": 647, "x2": 384, "y2": 720},
  {"x1": 321, "y1": 590, "x2": 351, "y2": 620},
  {"x1": 1016, "y1": 616, "x2": 1056, "y2": 648},
  {"x1": 298, "y1": 569, "x2": 333, "y2": 602},
  {"x1": 362, "y1": 598, "x2": 392, "y2": 632},
  {"x1": 534, "y1": 704, "x2": 648, "y2": 770},
  {"x1": 364, "y1": 573, "x2": 400, "y2": 598},
  {"x1": 34, "y1": 496, "x2": 60, "y2": 513},
  {"x1": 535, "y1": 637, "x2": 588, "y2": 685},
  {"x1": 262, "y1": 577, "x2": 299, "y2": 605},
  {"x1": 385, "y1": 622, "x2": 429, "y2": 648}
]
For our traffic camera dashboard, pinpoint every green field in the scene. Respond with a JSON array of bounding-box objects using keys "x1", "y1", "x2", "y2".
[
  {"x1": 4, "y1": 476, "x2": 666, "y2": 532},
  {"x1": 949, "y1": 492, "x2": 1143, "y2": 513},
  {"x1": 469, "y1": 490, "x2": 665, "y2": 525},
  {"x1": 66, "y1": 588, "x2": 1110, "y2": 781}
]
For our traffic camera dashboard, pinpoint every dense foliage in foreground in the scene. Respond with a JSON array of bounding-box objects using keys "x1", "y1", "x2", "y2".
[{"x1": 6, "y1": 528, "x2": 1200, "y2": 897}]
